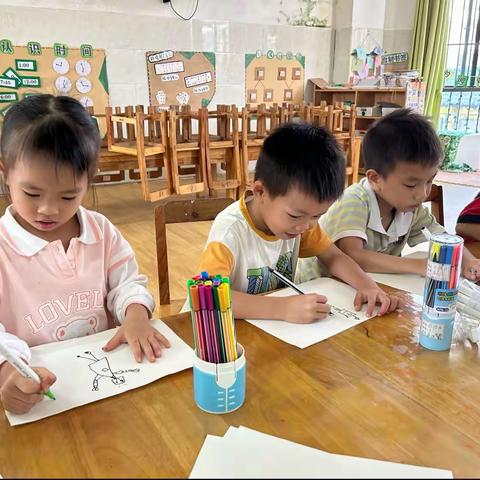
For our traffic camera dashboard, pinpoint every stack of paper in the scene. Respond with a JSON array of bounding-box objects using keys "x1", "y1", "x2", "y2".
[{"x1": 189, "y1": 426, "x2": 452, "y2": 478}]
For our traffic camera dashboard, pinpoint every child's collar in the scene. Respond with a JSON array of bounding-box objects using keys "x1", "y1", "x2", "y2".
[
  {"x1": 239, "y1": 191, "x2": 279, "y2": 242},
  {"x1": 362, "y1": 178, "x2": 413, "y2": 238},
  {"x1": 0, "y1": 206, "x2": 102, "y2": 256}
]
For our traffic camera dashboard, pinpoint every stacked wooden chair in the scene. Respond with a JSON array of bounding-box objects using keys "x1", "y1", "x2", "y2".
[
  {"x1": 168, "y1": 106, "x2": 208, "y2": 196},
  {"x1": 98, "y1": 98, "x2": 363, "y2": 203},
  {"x1": 203, "y1": 104, "x2": 242, "y2": 199},
  {"x1": 105, "y1": 105, "x2": 172, "y2": 202}
]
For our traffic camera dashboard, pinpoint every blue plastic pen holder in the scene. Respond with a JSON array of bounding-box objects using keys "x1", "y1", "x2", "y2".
[
  {"x1": 193, "y1": 343, "x2": 246, "y2": 414},
  {"x1": 419, "y1": 309, "x2": 455, "y2": 351}
]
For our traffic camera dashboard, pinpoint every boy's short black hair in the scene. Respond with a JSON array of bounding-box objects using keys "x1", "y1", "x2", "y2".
[
  {"x1": 254, "y1": 122, "x2": 345, "y2": 203},
  {"x1": 362, "y1": 108, "x2": 443, "y2": 176}
]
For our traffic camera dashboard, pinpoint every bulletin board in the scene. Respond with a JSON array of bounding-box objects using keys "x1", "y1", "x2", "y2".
[
  {"x1": 146, "y1": 50, "x2": 216, "y2": 109},
  {"x1": 244, "y1": 51, "x2": 305, "y2": 107},
  {"x1": 0, "y1": 42, "x2": 109, "y2": 118}
]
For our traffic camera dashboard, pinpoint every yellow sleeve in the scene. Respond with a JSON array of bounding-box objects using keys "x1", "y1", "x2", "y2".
[
  {"x1": 198, "y1": 241, "x2": 235, "y2": 277},
  {"x1": 299, "y1": 224, "x2": 332, "y2": 257}
]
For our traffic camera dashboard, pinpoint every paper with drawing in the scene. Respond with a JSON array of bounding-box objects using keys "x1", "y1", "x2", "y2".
[
  {"x1": 5, "y1": 320, "x2": 193, "y2": 426},
  {"x1": 246, "y1": 278, "x2": 374, "y2": 348}
]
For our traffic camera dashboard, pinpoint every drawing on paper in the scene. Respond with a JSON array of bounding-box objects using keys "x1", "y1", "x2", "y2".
[
  {"x1": 329, "y1": 305, "x2": 360, "y2": 321},
  {"x1": 77, "y1": 351, "x2": 140, "y2": 391}
]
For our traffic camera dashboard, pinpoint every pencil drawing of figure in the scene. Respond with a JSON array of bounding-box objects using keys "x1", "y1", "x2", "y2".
[{"x1": 77, "y1": 351, "x2": 140, "y2": 391}]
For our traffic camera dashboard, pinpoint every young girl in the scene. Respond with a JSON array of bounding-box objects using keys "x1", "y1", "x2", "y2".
[{"x1": 0, "y1": 94, "x2": 170, "y2": 415}]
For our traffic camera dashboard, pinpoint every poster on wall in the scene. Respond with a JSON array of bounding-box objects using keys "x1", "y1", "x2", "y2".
[
  {"x1": 0, "y1": 39, "x2": 109, "y2": 119},
  {"x1": 146, "y1": 50, "x2": 216, "y2": 110},
  {"x1": 244, "y1": 50, "x2": 305, "y2": 107}
]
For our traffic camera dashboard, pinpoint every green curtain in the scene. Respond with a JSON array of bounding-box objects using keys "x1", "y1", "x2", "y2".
[{"x1": 409, "y1": 0, "x2": 451, "y2": 126}]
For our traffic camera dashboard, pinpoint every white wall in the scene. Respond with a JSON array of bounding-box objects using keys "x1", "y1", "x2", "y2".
[
  {"x1": 332, "y1": 0, "x2": 416, "y2": 84},
  {"x1": 383, "y1": 0, "x2": 416, "y2": 55},
  {"x1": 0, "y1": 0, "x2": 333, "y2": 26},
  {"x1": 0, "y1": 1, "x2": 334, "y2": 108}
]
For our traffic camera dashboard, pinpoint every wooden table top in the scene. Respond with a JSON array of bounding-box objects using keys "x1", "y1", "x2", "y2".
[{"x1": 2, "y1": 252, "x2": 480, "y2": 477}]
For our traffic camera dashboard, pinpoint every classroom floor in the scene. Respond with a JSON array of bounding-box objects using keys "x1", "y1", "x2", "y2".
[{"x1": 0, "y1": 179, "x2": 477, "y2": 319}]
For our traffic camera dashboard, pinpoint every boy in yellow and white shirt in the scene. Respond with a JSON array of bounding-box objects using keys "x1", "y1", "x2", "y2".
[{"x1": 198, "y1": 123, "x2": 398, "y2": 324}]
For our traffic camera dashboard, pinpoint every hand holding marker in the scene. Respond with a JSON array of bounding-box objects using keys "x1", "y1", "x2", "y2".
[
  {"x1": 268, "y1": 267, "x2": 358, "y2": 319},
  {"x1": 0, "y1": 341, "x2": 56, "y2": 400}
]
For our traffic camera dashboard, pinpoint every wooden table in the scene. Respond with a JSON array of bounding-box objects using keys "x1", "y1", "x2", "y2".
[{"x1": 1, "y1": 284, "x2": 480, "y2": 477}]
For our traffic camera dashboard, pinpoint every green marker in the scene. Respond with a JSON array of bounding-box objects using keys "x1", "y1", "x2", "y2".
[{"x1": 0, "y1": 341, "x2": 56, "y2": 400}]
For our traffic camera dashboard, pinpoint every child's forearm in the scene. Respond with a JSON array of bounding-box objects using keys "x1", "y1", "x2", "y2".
[
  {"x1": 325, "y1": 252, "x2": 379, "y2": 290},
  {"x1": 344, "y1": 248, "x2": 427, "y2": 275},
  {"x1": 231, "y1": 290, "x2": 287, "y2": 321},
  {"x1": 462, "y1": 246, "x2": 477, "y2": 265},
  {"x1": 456, "y1": 223, "x2": 480, "y2": 241}
]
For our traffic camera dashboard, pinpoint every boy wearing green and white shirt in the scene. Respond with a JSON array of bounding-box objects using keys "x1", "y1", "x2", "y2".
[
  {"x1": 320, "y1": 176, "x2": 444, "y2": 260},
  {"x1": 300, "y1": 109, "x2": 480, "y2": 281}
]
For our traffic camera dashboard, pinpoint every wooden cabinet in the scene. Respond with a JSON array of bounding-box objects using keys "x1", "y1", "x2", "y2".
[{"x1": 309, "y1": 81, "x2": 425, "y2": 134}]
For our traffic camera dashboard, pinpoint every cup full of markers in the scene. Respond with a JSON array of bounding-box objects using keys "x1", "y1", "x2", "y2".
[
  {"x1": 420, "y1": 233, "x2": 464, "y2": 351},
  {"x1": 187, "y1": 272, "x2": 246, "y2": 414}
]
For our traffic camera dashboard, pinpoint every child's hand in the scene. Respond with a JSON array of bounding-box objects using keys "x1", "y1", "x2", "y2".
[
  {"x1": 103, "y1": 304, "x2": 171, "y2": 363},
  {"x1": 462, "y1": 258, "x2": 480, "y2": 282},
  {"x1": 354, "y1": 287, "x2": 398, "y2": 316},
  {"x1": 0, "y1": 363, "x2": 56, "y2": 414},
  {"x1": 280, "y1": 294, "x2": 330, "y2": 323}
]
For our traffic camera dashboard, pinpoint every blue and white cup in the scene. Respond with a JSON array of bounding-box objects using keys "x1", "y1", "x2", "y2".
[
  {"x1": 419, "y1": 308, "x2": 455, "y2": 351},
  {"x1": 193, "y1": 343, "x2": 246, "y2": 414}
]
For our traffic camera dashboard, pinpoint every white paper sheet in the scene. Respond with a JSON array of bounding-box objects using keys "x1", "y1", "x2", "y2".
[
  {"x1": 369, "y1": 251, "x2": 428, "y2": 296},
  {"x1": 245, "y1": 278, "x2": 374, "y2": 348},
  {"x1": 6, "y1": 320, "x2": 193, "y2": 426},
  {"x1": 369, "y1": 272, "x2": 425, "y2": 295},
  {"x1": 189, "y1": 426, "x2": 453, "y2": 479}
]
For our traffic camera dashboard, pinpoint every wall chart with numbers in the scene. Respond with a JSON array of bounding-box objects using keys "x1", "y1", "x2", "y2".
[
  {"x1": 0, "y1": 39, "x2": 109, "y2": 118},
  {"x1": 146, "y1": 50, "x2": 216, "y2": 110},
  {"x1": 245, "y1": 50, "x2": 305, "y2": 107}
]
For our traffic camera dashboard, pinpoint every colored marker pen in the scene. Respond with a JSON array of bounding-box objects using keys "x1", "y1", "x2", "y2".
[{"x1": 0, "y1": 341, "x2": 56, "y2": 400}]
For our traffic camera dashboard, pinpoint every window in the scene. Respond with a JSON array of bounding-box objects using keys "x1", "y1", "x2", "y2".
[{"x1": 440, "y1": 0, "x2": 480, "y2": 132}]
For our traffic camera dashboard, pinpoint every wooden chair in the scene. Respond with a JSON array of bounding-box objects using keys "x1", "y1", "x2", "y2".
[
  {"x1": 127, "y1": 105, "x2": 166, "y2": 183},
  {"x1": 168, "y1": 107, "x2": 208, "y2": 196},
  {"x1": 309, "y1": 104, "x2": 330, "y2": 129},
  {"x1": 240, "y1": 104, "x2": 277, "y2": 192},
  {"x1": 105, "y1": 105, "x2": 172, "y2": 201},
  {"x1": 425, "y1": 184, "x2": 444, "y2": 225},
  {"x1": 203, "y1": 104, "x2": 242, "y2": 200},
  {"x1": 330, "y1": 103, "x2": 359, "y2": 186},
  {"x1": 155, "y1": 197, "x2": 235, "y2": 305}
]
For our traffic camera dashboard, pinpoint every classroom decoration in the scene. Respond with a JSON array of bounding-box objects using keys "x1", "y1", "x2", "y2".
[
  {"x1": 0, "y1": 42, "x2": 109, "y2": 118},
  {"x1": 349, "y1": 31, "x2": 384, "y2": 85},
  {"x1": 246, "y1": 277, "x2": 373, "y2": 348},
  {"x1": 244, "y1": 50, "x2": 305, "y2": 107},
  {"x1": 146, "y1": 50, "x2": 216, "y2": 110},
  {"x1": 420, "y1": 233, "x2": 464, "y2": 351},
  {"x1": 5, "y1": 320, "x2": 193, "y2": 426},
  {"x1": 187, "y1": 272, "x2": 245, "y2": 414},
  {"x1": 350, "y1": 46, "x2": 384, "y2": 85},
  {"x1": 381, "y1": 51, "x2": 408, "y2": 65}
]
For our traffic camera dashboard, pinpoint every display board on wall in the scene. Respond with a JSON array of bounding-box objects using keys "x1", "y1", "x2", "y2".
[
  {"x1": 245, "y1": 50, "x2": 305, "y2": 107},
  {"x1": 146, "y1": 50, "x2": 216, "y2": 110},
  {"x1": 0, "y1": 39, "x2": 109, "y2": 118}
]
